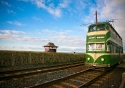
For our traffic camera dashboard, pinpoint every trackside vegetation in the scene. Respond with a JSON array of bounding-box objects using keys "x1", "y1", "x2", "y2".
[{"x1": 0, "y1": 51, "x2": 85, "y2": 68}]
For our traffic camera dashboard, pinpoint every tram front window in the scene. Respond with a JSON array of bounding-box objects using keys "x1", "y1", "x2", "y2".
[
  {"x1": 97, "y1": 24, "x2": 105, "y2": 31},
  {"x1": 88, "y1": 43, "x2": 105, "y2": 51},
  {"x1": 89, "y1": 24, "x2": 105, "y2": 32},
  {"x1": 89, "y1": 25, "x2": 96, "y2": 32}
]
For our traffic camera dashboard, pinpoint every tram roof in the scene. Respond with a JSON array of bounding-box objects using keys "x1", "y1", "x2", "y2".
[{"x1": 88, "y1": 22, "x2": 122, "y2": 40}]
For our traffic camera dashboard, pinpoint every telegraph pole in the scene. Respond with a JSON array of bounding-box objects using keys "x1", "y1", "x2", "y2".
[{"x1": 95, "y1": 11, "x2": 98, "y2": 23}]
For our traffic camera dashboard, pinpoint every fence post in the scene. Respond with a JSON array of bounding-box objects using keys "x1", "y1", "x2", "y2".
[
  {"x1": 29, "y1": 53, "x2": 32, "y2": 64},
  {"x1": 42, "y1": 54, "x2": 44, "y2": 64},
  {"x1": 1, "y1": 58, "x2": 3, "y2": 66},
  {"x1": 119, "y1": 72, "x2": 125, "y2": 88},
  {"x1": 11, "y1": 54, "x2": 15, "y2": 66}
]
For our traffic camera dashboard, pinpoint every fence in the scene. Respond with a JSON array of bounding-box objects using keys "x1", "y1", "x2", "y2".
[{"x1": 0, "y1": 51, "x2": 85, "y2": 67}]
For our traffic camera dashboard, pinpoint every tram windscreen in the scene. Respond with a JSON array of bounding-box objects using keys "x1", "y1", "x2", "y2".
[
  {"x1": 97, "y1": 24, "x2": 105, "y2": 31},
  {"x1": 89, "y1": 25, "x2": 96, "y2": 32},
  {"x1": 88, "y1": 43, "x2": 105, "y2": 51},
  {"x1": 89, "y1": 24, "x2": 105, "y2": 32}
]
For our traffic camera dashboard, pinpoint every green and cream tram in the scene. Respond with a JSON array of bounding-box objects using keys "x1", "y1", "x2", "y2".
[{"x1": 85, "y1": 22, "x2": 123, "y2": 67}]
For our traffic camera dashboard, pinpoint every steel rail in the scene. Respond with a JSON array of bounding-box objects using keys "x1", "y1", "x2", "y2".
[{"x1": 0, "y1": 62, "x2": 84, "y2": 81}]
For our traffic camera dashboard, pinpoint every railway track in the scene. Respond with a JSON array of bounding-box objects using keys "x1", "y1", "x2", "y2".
[
  {"x1": 0, "y1": 62, "x2": 85, "y2": 81},
  {"x1": 0, "y1": 62, "x2": 116, "y2": 88},
  {"x1": 29, "y1": 68, "x2": 108, "y2": 88},
  {"x1": 0, "y1": 62, "x2": 90, "y2": 88}
]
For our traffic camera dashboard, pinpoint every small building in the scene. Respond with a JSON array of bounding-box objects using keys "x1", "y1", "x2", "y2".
[{"x1": 43, "y1": 42, "x2": 58, "y2": 52}]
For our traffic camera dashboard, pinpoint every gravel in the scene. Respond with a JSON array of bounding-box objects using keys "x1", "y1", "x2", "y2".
[
  {"x1": 88, "y1": 67, "x2": 125, "y2": 88},
  {"x1": 0, "y1": 65, "x2": 86, "y2": 88}
]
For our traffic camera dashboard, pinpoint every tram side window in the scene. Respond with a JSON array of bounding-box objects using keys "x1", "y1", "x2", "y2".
[
  {"x1": 111, "y1": 44, "x2": 114, "y2": 53},
  {"x1": 116, "y1": 46, "x2": 118, "y2": 53},
  {"x1": 114, "y1": 45, "x2": 115, "y2": 53},
  {"x1": 113, "y1": 45, "x2": 117, "y2": 53},
  {"x1": 107, "y1": 44, "x2": 110, "y2": 52},
  {"x1": 97, "y1": 24, "x2": 105, "y2": 31},
  {"x1": 116, "y1": 46, "x2": 119, "y2": 53},
  {"x1": 121, "y1": 48, "x2": 123, "y2": 53},
  {"x1": 89, "y1": 25, "x2": 96, "y2": 32}
]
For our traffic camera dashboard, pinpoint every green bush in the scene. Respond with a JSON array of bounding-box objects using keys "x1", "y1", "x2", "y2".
[{"x1": 0, "y1": 51, "x2": 85, "y2": 67}]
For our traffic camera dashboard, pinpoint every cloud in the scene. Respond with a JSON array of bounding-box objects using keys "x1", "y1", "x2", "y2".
[
  {"x1": 32, "y1": 16, "x2": 42, "y2": 23},
  {"x1": 59, "y1": 0, "x2": 70, "y2": 8},
  {"x1": 47, "y1": 8, "x2": 62, "y2": 18},
  {"x1": 7, "y1": 9, "x2": 16, "y2": 14},
  {"x1": 1, "y1": 1, "x2": 11, "y2": 7},
  {"x1": 0, "y1": 30, "x2": 26, "y2": 35},
  {"x1": 0, "y1": 29, "x2": 86, "y2": 52},
  {"x1": 20, "y1": 0, "x2": 71, "y2": 18},
  {"x1": 0, "y1": 30, "x2": 47, "y2": 42},
  {"x1": 41, "y1": 29, "x2": 86, "y2": 48},
  {"x1": 6, "y1": 21, "x2": 25, "y2": 26},
  {"x1": 18, "y1": 0, "x2": 29, "y2": 2},
  {"x1": 33, "y1": 0, "x2": 62, "y2": 17}
]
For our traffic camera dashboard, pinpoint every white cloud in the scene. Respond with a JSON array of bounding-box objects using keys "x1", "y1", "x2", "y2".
[
  {"x1": 0, "y1": 30, "x2": 26, "y2": 35},
  {"x1": 33, "y1": 0, "x2": 62, "y2": 18},
  {"x1": 1, "y1": 1, "x2": 11, "y2": 7},
  {"x1": 59, "y1": 0, "x2": 70, "y2": 8},
  {"x1": 32, "y1": 16, "x2": 42, "y2": 23},
  {"x1": 47, "y1": 7, "x2": 61, "y2": 17},
  {"x1": 20, "y1": 0, "x2": 71, "y2": 18},
  {"x1": 7, "y1": 9, "x2": 16, "y2": 14},
  {"x1": 0, "y1": 29, "x2": 86, "y2": 52},
  {"x1": 0, "y1": 30, "x2": 47, "y2": 42},
  {"x1": 6, "y1": 21, "x2": 25, "y2": 26},
  {"x1": 41, "y1": 29, "x2": 86, "y2": 48}
]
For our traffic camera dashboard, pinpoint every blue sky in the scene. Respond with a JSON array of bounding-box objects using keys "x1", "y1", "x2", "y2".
[{"x1": 0, "y1": 0, "x2": 125, "y2": 53}]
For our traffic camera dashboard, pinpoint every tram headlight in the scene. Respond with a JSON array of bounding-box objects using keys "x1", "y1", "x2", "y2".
[
  {"x1": 101, "y1": 58, "x2": 104, "y2": 62},
  {"x1": 88, "y1": 58, "x2": 90, "y2": 61}
]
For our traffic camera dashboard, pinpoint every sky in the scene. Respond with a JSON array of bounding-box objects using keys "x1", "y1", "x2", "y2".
[{"x1": 0, "y1": 0, "x2": 125, "y2": 53}]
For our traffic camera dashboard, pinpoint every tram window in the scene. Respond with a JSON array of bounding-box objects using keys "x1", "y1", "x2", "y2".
[
  {"x1": 97, "y1": 24, "x2": 105, "y2": 31},
  {"x1": 111, "y1": 44, "x2": 113, "y2": 53},
  {"x1": 89, "y1": 25, "x2": 96, "y2": 32},
  {"x1": 88, "y1": 43, "x2": 96, "y2": 51},
  {"x1": 88, "y1": 43, "x2": 105, "y2": 51},
  {"x1": 118, "y1": 47, "x2": 120, "y2": 53},
  {"x1": 96, "y1": 43, "x2": 105, "y2": 51},
  {"x1": 121, "y1": 48, "x2": 123, "y2": 53},
  {"x1": 107, "y1": 44, "x2": 110, "y2": 52},
  {"x1": 114, "y1": 45, "x2": 116, "y2": 53},
  {"x1": 116, "y1": 46, "x2": 118, "y2": 53}
]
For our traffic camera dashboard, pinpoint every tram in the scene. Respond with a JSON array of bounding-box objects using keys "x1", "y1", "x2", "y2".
[{"x1": 85, "y1": 21, "x2": 123, "y2": 67}]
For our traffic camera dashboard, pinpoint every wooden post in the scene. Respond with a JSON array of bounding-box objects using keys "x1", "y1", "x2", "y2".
[
  {"x1": 1, "y1": 58, "x2": 3, "y2": 66},
  {"x1": 42, "y1": 54, "x2": 44, "y2": 64},
  {"x1": 29, "y1": 53, "x2": 32, "y2": 64},
  {"x1": 119, "y1": 72, "x2": 125, "y2": 88},
  {"x1": 12, "y1": 54, "x2": 15, "y2": 66}
]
